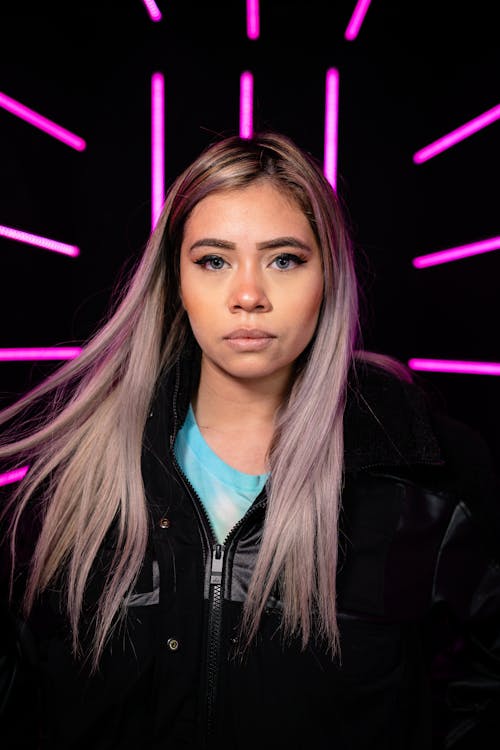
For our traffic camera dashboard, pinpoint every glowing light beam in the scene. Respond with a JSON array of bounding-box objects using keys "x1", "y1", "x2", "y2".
[
  {"x1": 408, "y1": 359, "x2": 500, "y2": 376},
  {"x1": 246, "y1": 0, "x2": 260, "y2": 39},
  {"x1": 240, "y1": 71, "x2": 254, "y2": 139},
  {"x1": 413, "y1": 103, "x2": 500, "y2": 163},
  {"x1": 413, "y1": 236, "x2": 500, "y2": 268},
  {"x1": 151, "y1": 72, "x2": 165, "y2": 230},
  {"x1": 345, "y1": 0, "x2": 372, "y2": 40},
  {"x1": 0, "y1": 224, "x2": 80, "y2": 257},
  {"x1": 0, "y1": 466, "x2": 29, "y2": 487},
  {"x1": 141, "y1": 0, "x2": 162, "y2": 21},
  {"x1": 0, "y1": 90, "x2": 86, "y2": 151},
  {"x1": 0, "y1": 348, "x2": 82, "y2": 361},
  {"x1": 324, "y1": 68, "x2": 339, "y2": 190}
]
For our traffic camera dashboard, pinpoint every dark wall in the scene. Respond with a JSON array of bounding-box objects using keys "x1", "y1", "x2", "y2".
[{"x1": 1, "y1": 0, "x2": 499, "y2": 464}]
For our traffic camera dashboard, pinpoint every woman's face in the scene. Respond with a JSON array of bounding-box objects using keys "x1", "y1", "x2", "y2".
[{"x1": 179, "y1": 181, "x2": 324, "y2": 388}]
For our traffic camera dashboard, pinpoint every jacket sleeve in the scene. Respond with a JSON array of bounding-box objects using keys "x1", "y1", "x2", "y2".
[{"x1": 429, "y1": 411, "x2": 500, "y2": 749}]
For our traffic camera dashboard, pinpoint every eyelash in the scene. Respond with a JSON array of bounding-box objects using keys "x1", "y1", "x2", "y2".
[
  {"x1": 194, "y1": 254, "x2": 227, "y2": 271},
  {"x1": 273, "y1": 253, "x2": 307, "y2": 270},
  {"x1": 193, "y1": 253, "x2": 307, "y2": 271}
]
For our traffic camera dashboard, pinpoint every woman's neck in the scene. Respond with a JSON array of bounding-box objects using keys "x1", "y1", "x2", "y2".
[
  {"x1": 193, "y1": 359, "x2": 289, "y2": 428},
  {"x1": 190, "y1": 359, "x2": 290, "y2": 474}
]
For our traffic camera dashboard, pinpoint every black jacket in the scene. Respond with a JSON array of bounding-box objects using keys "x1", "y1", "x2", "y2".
[{"x1": 1, "y1": 357, "x2": 500, "y2": 749}]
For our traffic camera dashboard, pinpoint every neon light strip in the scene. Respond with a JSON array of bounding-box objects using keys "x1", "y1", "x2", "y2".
[
  {"x1": 246, "y1": 0, "x2": 260, "y2": 39},
  {"x1": 408, "y1": 359, "x2": 500, "y2": 376},
  {"x1": 413, "y1": 236, "x2": 500, "y2": 268},
  {"x1": 0, "y1": 224, "x2": 80, "y2": 257},
  {"x1": 141, "y1": 0, "x2": 162, "y2": 21},
  {"x1": 0, "y1": 91, "x2": 86, "y2": 151},
  {"x1": 324, "y1": 68, "x2": 339, "y2": 190},
  {"x1": 240, "y1": 71, "x2": 254, "y2": 139},
  {"x1": 345, "y1": 0, "x2": 372, "y2": 40},
  {"x1": 151, "y1": 72, "x2": 165, "y2": 229},
  {"x1": 413, "y1": 103, "x2": 500, "y2": 163},
  {"x1": 0, "y1": 348, "x2": 81, "y2": 361},
  {"x1": 0, "y1": 465, "x2": 29, "y2": 487}
]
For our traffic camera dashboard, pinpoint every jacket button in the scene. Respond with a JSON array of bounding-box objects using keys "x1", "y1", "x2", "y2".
[
  {"x1": 167, "y1": 638, "x2": 179, "y2": 651},
  {"x1": 159, "y1": 516, "x2": 171, "y2": 529}
]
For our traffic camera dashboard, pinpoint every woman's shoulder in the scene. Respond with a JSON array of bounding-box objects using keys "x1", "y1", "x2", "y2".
[
  {"x1": 347, "y1": 353, "x2": 500, "y2": 552},
  {"x1": 351, "y1": 354, "x2": 497, "y2": 478},
  {"x1": 344, "y1": 353, "x2": 443, "y2": 470},
  {"x1": 427, "y1": 406, "x2": 500, "y2": 551}
]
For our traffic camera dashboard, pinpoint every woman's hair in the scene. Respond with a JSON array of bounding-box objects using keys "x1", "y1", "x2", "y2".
[{"x1": 0, "y1": 131, "x2": 410, "y2": 669}]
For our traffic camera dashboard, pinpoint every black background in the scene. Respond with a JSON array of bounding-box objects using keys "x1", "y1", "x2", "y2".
[{"x1": 0, "y1": 0, "x2": 499, "y2": 464}]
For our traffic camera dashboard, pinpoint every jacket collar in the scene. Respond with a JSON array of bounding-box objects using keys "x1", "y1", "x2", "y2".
[{"x1": 343, "y1": 361, "x2": 443, "y2": 471}]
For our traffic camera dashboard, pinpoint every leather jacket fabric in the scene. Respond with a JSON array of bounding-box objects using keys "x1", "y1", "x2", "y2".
[{"x1": 1, "y1": 355, "x2": 500, "y2": 749}]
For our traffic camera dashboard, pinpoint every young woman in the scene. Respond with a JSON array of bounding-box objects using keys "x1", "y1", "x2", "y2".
[{"x1": 1, "y1": 131, "x2": 499, "y2": 749}]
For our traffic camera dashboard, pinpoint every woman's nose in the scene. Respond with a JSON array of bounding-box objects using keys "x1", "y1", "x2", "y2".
[{"x1": 228, "y1": 267, "x2": 272, "y2": 313}]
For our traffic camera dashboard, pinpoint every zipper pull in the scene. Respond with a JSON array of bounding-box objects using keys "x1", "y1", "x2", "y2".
[{"x1": 210, "y1": 543, "x2": 224, "y2": 585}]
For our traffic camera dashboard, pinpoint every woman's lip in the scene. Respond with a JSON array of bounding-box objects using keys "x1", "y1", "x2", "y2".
[
  {"x1": 223, "y1": 329, "x2": 277, "y2": 350},
  {"x1": 224, "y1": 336, "x2": 275, "y2": 351},
  {"x1": 224, "y1": 329, "x2": 276, "y2": 340}
]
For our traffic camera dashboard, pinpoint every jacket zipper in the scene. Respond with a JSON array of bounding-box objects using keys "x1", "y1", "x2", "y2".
[
  {"x1": 170, "y1": 449, "x2": 267, "y2": 739},
  {"x1": 169, "y1": 363, "x2": 266, "y2": 738},
  {"x1": 169, "y1": 448, "x2": 221, "y2": 735},
  {"x1": 170, "y1": 366, "x2": 220, "y2": 733},
  {"x1": 206, "y1": 542, "x2": 224, "y2": 736}
]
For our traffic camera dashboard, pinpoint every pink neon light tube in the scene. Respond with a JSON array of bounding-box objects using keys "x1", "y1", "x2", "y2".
[
  {"x1": 0, "y1": 91, "x2": 86, "y2": 151},
  {"x1": 0, "y1": 465, "x2": 29, "y2": 487},
  {"x1": 413, "y1": 236, "x2": 500, "y2": 268},
  {"x1": 151, "y1": 72, "x2": 165, "y2": 230},
  {"x1": 141, "y1": 0, "x2": 162, "y2": 21},
  {"x1": 413, "y1": 103, "x2": 500, "y2": 163},
  {"x1": 408, "y1": 359, "x2": 500, "y2": 376},
  {"x1": 240, "y1": 72, "x2": 254, "y2": 139},
  {"x1": 246, "y1": 0, "x2": 260, "y2": 39},
  {"x1": 0, "y1": 348, "x2": 81, "y2": 361},
  {"x1": 324, "y1": 68, "x2": 339, "y2": 190},
  {"x1": 345, "y1": 0, "x2": 372, "y2": 40},
  {"x1": 0, "y1": 224, "x2": 80, "y2": 257}
]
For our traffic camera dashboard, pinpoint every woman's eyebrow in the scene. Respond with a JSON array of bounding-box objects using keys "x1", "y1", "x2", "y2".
[
  {"x1": 189, "y1": 238, "x2": 235, "y2": 252},
  {"x1": 189, "y1": 236, "x2": 313, "y2": 252},
  {"x1": 256, "y1": 237, "x2": 313, "y2": 252}
]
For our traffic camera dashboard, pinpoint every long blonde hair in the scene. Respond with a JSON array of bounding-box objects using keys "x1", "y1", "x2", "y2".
[{"x1": 0, "y1": 131, "x2": 409, "y2": 669}]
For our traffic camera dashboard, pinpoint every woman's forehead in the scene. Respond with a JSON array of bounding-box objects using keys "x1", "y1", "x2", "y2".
[{"x1": 181, "y1": 183, "x2": 315, "y2": 245}]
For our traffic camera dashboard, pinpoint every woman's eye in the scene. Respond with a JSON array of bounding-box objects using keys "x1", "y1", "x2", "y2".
[
  {"x1": 194, "y1": 254, "x2": 226, "y2": 270},
  {"x1": 272, "y1": 253, "x2": 306, "y2": 270}
]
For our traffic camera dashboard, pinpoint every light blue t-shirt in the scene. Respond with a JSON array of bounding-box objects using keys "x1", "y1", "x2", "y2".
[{"x1": 174, "y1": 404, "x2": 268, "y2": 543}]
